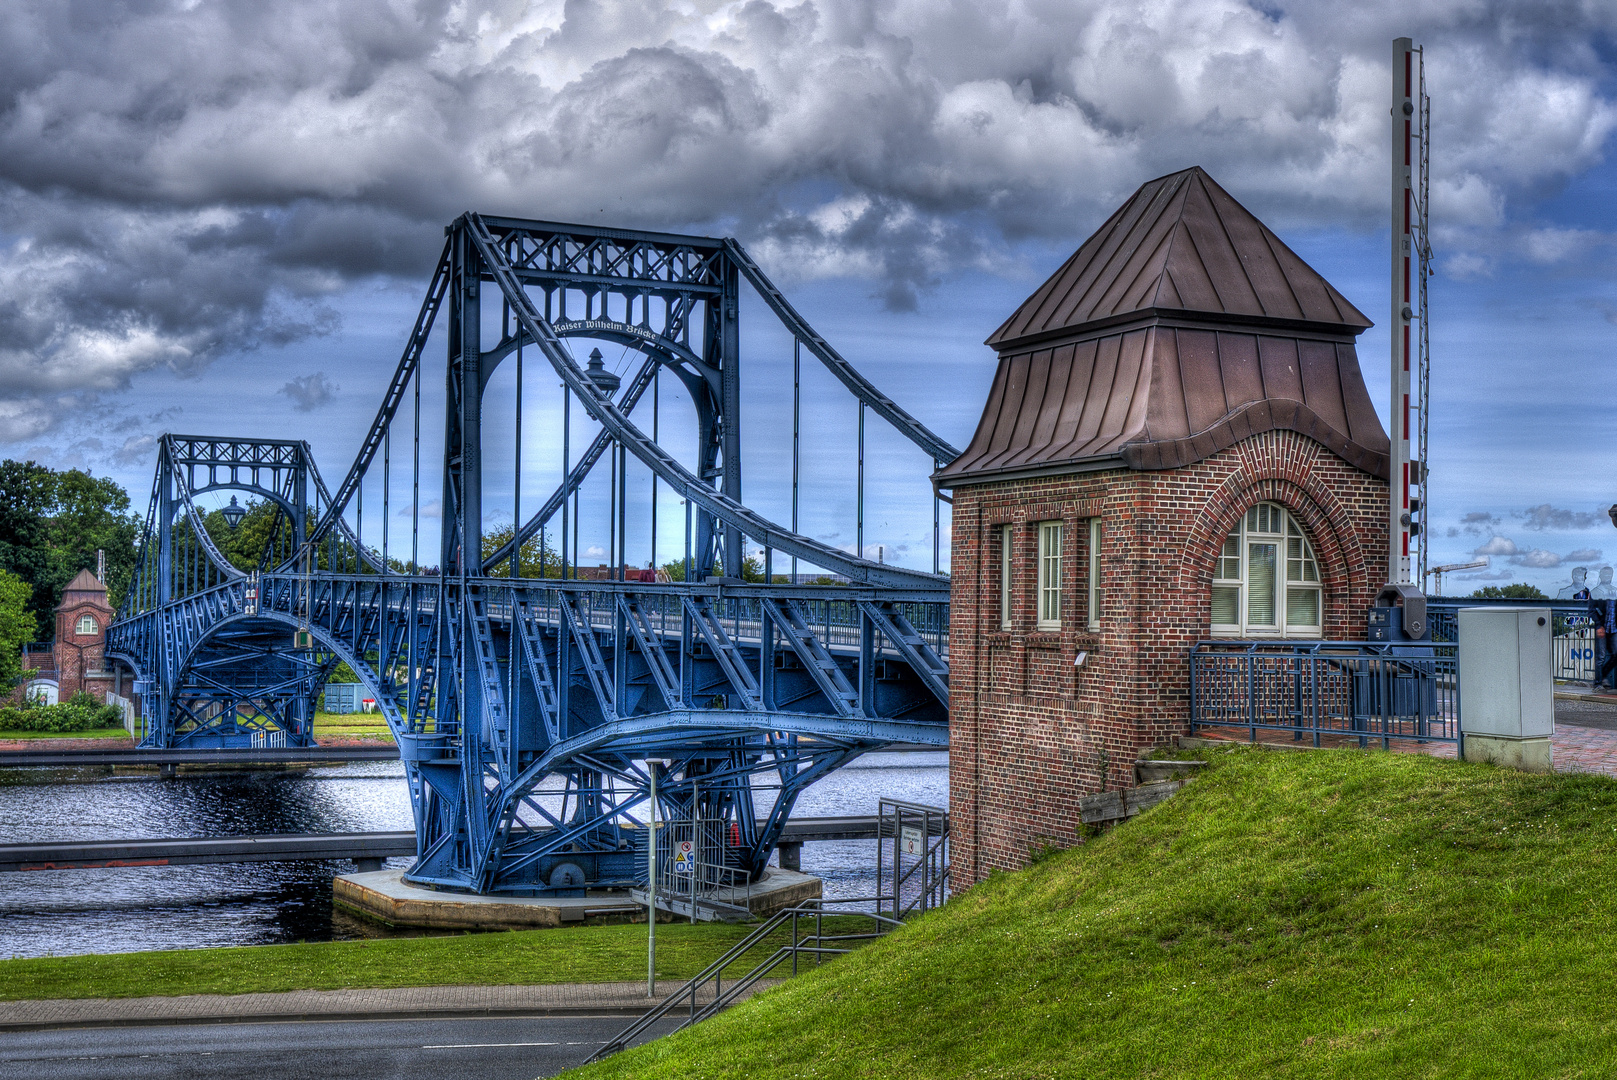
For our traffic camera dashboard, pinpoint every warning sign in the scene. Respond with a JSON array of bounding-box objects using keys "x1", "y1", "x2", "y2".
[
  {"x1": 673, "y1": 840, "x2": 695, "y2": 873},
  {"x1": 900, "y1": 826, "x2": 924, "y2": 857}
]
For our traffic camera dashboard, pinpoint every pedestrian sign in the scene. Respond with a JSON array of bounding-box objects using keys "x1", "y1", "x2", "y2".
[{"x1": 672, "y1": 840, "x2": 694, "y2": 873}]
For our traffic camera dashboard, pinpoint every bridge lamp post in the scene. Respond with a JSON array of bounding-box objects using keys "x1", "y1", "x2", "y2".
[
  {"x1": 584, "y1": 348, "x2": 621, "y2": 396},
  {"x1": 221, "y1": 496, "x2": 246, "y2": 529}
]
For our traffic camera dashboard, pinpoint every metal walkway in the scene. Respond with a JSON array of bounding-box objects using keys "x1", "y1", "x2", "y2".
[{"x1": 0, "y1": 816, "x2": 894, "y2": 872}]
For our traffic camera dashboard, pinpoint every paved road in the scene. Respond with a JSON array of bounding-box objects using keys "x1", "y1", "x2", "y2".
[
  {"x1": 1556, "y1": 696, "x2": 1617, "y2": 731},
  {"x1": 0, "y1": 1015, "x2": 676, "y2": 1080}
]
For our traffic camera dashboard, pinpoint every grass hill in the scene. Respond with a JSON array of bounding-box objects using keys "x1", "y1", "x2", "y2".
[{"x1": 574, "y1": 745, "x2": 1617, "y2": 1078}]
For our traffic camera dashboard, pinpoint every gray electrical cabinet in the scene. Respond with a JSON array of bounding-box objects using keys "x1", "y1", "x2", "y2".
[{"x1": 1457, "y1": 607, "x2": 1553, "y2": 772}]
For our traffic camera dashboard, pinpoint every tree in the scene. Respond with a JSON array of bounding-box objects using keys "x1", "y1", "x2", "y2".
[
  {"x1": 1469, "y1": 583, "x2": 1548, "y2": 600},
  {"x1": 481, "y1": 523, "x2": 565, "y2": 577},
  {"x1": 0, "y1": 461, "x2": 140, "y2": 635},
  {"x1": 660, "y1": 553, "x2": 784, "y2": 583},
  {"x1": 48, "y1": 468, "x2": 140, "y2": 612},
  {"x1": 200, "y1": 498, "x2": 283, "y2": 573},
  {"x1": 0, "y1": 569, "x2": 37, "y2": 689}
]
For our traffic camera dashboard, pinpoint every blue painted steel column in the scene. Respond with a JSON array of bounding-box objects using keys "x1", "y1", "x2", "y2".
[
  {"x1": 155, "y1": 444, "x2": 174, "y2": 746},
  {"x1": 720, "y1": 259, "x2": 743, "y2": 576}
]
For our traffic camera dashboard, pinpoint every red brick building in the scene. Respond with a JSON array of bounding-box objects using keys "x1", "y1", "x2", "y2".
[
  {"x1": 21, "y1": 568, "x2": 116, "y2": 704},
  {"x1": 936, "y1": 167, "x2": 1391, "y2": 887}
]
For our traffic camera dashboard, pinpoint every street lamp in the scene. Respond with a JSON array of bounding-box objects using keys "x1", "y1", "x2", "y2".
[
  {"x1": 221, "y1": 495, "x2": 246, "y2": 529},
  {"x1": 585, "y1": 348, "x2": 621, "y2": 396}
]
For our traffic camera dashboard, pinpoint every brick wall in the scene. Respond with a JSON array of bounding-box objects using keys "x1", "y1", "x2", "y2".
[
  {"x1": 51, "y1": 591, "x2": 114, "y2": 702},
  {"x1": 947, "y1": 429, "x2": 1388, "y2": 887}
]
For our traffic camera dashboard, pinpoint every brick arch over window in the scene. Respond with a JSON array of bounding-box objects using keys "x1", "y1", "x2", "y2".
[{"x1": 1174, "y1": 434, "x2": 1379, "y2": 637}]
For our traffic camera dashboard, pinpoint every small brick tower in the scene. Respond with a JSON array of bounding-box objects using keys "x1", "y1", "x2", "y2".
[
  {"x1": 51, "y1": 567, "x2": 114, "y2": 701},
  {"x1": 936, "y1": 167, "x2": 1391, "y2": 887}
]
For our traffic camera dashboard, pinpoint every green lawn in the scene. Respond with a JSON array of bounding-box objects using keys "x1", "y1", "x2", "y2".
[
  {"x1": 569, "y1": 746, "x2": 1617, "y2": 1079},
  {"x1": 0, "y1": 726, "x2": 130, "y2": 741},
  {"x1": 0, "y1": 918, "x2": 865, "y2": 1001},
  {"x1": 0, "y1": 712, "x2": 395, "y2": 743},
  {"x1": 312, "y1": 709, "x2": 394, "y2": 742}
]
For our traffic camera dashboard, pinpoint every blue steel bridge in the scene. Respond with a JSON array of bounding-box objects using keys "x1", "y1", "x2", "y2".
[{"x1": 106, "y1": 215, "x2": 955, "y2": 896}]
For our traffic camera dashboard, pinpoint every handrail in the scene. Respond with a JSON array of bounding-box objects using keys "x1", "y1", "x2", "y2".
[
  {"x1": 585, "y1": 900, "x2": 903, "y2": 1063},
  {"x1": 1190, "y1": 639, "x2": 1456, "y2": 655}
]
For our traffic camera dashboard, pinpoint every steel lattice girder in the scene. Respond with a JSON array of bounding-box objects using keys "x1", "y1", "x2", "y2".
[{"x1": 109, "y1": 215, "x2": 954, "y2": 896}]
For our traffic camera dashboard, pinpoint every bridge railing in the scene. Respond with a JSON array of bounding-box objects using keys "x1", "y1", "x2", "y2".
[
  {"x1": 1190, "y1": 640, "x2": 1458, "y2": 750},
  {"x1": 484, "y1": 581, "x2": 947, "y2": 657},
  {"x1": 1425, "y1": 597, "x2": 1589, "y2": 645}
]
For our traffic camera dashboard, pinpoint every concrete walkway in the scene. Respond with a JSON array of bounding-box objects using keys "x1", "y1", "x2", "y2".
[{"x1": 0, "y1": 980, "x2": 776, "y2": 1032}]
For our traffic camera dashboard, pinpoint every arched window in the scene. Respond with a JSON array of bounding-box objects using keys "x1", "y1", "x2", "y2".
[
  {"x1": 1210, "y1": 503, "x2": 1322, "y2": 637},
  {"x1": 75, "y1": 615, "x2": 98, "y2": 636}
]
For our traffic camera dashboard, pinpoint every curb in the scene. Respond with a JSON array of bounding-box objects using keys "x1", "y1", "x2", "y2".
[{"x1": 0, "y1": 1003, "x2": 665, "y2": 1033}]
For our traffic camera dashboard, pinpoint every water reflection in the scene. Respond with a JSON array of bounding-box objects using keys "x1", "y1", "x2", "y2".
[{"x1": 0, "y1": 753, "x2": 945, "y2": 959}]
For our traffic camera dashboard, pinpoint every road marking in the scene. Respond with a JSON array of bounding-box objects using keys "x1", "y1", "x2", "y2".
[{"x1": 420, "y1": 1041, "x2": 561, "y2": 1049}]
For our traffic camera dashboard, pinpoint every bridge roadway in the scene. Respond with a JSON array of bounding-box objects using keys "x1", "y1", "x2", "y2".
[
  {"x1": 0, "y1": 815, "x2": 915, "y2": 872},
  {"x1": 0, "y1": 744, "x2": 944, "y2": 768}
]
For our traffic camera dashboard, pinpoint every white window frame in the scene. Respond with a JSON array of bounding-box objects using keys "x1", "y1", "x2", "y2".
[
  {"x1": 998, "y1": 525, "x2": 1013, "y2": 630},
  {"x1": 75, "y1": 615, "x2": 98, "y2": 636},
  {"x1": 1036, "y1": 521, "x2": 1063, "y2": 631},
  {"x1": 1211, "y1": 502, "x2": 1323, "y2": 638},
  {"x1": 1087, "y1": 518, "x2": 1102, "y2": 631}
]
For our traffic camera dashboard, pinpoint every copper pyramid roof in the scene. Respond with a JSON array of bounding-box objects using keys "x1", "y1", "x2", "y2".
[
  {"x1": 62, "y1": 568, "x2": 105, "y2": 593},
  {"x1": 988, "y1": 167, "x2": 1371, "y2": 349},
  {"x1": 939, "y1": 167, "x2": 1388, "y2": 485}
]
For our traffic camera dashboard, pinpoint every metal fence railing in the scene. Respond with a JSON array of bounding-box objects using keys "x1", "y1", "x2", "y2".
[
  {"x1": 1555, "y1": 629, "x2": 1597, "y2": 682},
  {"x1": 644, "y1": 802, "x2": 758, "y2": 922},
  {"x1": 875, "y1": 799, "x2": 949, "y2": 918},
  {"x1": 1190, "y1": 640, "x2": 1459, "y2": 750},
  {"x1": 1425, "y1": 598, "x2": 1589, "y2": 645},
  {"x1": 585, "y1": 901, "x2": 904, "y2": 1064}
]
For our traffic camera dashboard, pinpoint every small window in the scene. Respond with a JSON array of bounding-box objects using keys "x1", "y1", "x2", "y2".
[
  {"x1": 1036, "y1": 521, "x2": 1063, "y2": 630},
  {"x1": 75, "y1": 615, "x2": 98, "y2": 636},
  {"x1": 998, "y1": 526, "x2": 1012, "y2": 630},
  {"x1": 1087, "y1": 518, "x2": 1102, "y2": 630},
  {"x1": 1211, "y1": 502, "x2": 1322, "y2": 638}
]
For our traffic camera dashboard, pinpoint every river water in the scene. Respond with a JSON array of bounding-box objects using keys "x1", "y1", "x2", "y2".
[{"x1": 0, "y1": 753, "x2": 947, "y2": 959}]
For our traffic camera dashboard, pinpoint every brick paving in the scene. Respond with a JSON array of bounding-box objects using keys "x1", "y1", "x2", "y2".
[{"x1": 1193, "y1": 688, "x2": 1617, "y2": 777}]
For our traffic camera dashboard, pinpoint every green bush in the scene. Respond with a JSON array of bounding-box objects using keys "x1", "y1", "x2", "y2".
[{"x1": 0, "y1": 691, "x2": 123, "y2": 732}]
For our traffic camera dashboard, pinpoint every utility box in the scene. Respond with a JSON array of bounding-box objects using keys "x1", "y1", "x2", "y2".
[
  {"x1": 1458, "y1": 607, "x2": 1553, "y2": 773},
  {"x1": 323, "y1": 682, "x2": 364, "y2": 714}
]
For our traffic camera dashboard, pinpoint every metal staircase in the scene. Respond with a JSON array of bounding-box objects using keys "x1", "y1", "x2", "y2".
[{"x1": 584, "y1": 902, "x2": 903, "y2": 1064}]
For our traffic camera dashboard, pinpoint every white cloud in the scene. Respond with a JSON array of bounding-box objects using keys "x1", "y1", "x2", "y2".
[
  {"x1": 1509, "y1": 548, "x2": 1562, "y2": 568},
  {"x1": 112, "y1": 434, "x2": 156, "y2": 466},
  {"x1": 1442, "y1": 252, "x2": 1494, "y2": 280},
  {"x1": 1473, "y1": 535, "x2": 1518, "y2": 556},
  {"x1": 0, "y1": 0, "x2": 1610, "y2": 433},
  {"x1": 1567, "y1": 548, "x2": 1603, "y2": 563},
  {"x1": 1522, "y1": 227, "x2": 1609, "y2": 265}
]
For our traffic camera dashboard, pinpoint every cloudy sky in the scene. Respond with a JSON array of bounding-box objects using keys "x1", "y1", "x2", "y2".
[{"x1": 1, "y1": 0, "x2": 1615, "y2": 586}]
